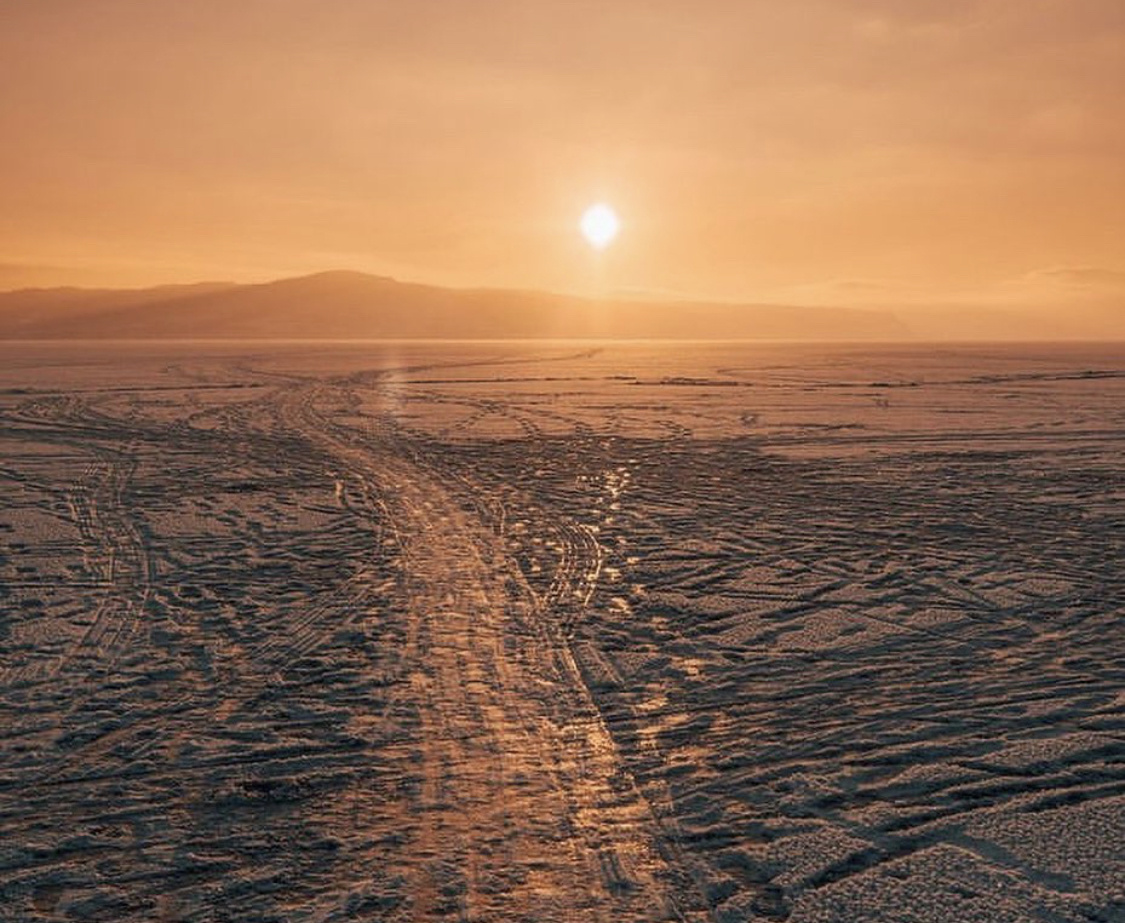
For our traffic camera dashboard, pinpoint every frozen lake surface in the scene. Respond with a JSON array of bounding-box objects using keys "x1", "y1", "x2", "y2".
[{"x1": 1, "y1": 341, "x2": 1123, "y2": 922}]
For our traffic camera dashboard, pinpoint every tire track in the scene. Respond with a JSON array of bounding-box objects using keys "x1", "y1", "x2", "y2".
[{"x1": 277, "y1": 379, "x2": 707, "y2": 921}]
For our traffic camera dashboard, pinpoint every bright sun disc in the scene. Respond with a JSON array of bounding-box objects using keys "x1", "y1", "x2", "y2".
[{"x1": 580, "y1": 203, "x2": 620, "y2": 250}]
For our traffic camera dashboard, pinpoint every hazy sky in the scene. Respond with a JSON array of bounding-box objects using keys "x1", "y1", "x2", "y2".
[{"x1": 1, "y1": 0, "x2": 1122, "y2": 309}]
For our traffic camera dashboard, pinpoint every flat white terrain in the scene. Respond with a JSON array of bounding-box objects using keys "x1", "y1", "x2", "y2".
[{"x1": 0, "y1": 341, "x2": 1122, "y2": 922}]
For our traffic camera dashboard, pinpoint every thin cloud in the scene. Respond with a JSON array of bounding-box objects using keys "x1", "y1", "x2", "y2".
[{"x1": 1024, "y1": 266, "x2": 1125, "y2": 290}]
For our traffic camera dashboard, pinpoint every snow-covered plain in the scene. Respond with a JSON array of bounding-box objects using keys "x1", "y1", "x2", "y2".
[{"x1": 1, "y1": 341, "x2": 1123, "y2": 922}]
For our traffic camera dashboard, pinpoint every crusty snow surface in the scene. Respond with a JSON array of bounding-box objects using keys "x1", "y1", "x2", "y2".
[{"x1": 1, "y1": 341, "x2": 1123, "y2": 922}]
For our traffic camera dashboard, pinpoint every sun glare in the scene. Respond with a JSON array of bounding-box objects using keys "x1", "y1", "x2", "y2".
[{"x1": 580, "y1": 203, "x2": 620, "y2": 250}]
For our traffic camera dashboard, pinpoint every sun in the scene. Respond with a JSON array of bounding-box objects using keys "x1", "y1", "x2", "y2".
[{"x1": 580, "y1": 203, "x2": 620, "y2": 250}]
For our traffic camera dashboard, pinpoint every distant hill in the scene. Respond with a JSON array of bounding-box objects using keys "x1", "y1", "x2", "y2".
[
  {"x1": 0, "y1": 281, "x2": 239, "y2": 337},
  {"x1": 0, "y1": 270, "x2": 913, "y2": 341}
]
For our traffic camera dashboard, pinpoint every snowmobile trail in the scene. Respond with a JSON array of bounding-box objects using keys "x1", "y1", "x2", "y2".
[{"x1": 277, "y1": 379, "x2": 705, "y2": 921}]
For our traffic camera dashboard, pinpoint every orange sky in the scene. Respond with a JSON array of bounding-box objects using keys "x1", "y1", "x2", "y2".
[{"x1": 1, "y1": 0, "x2": 1122, "y2": 312}]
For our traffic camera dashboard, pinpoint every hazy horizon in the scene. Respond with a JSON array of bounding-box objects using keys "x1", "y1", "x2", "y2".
[{"x1": 2, "y1": 267, "x2": 1123, "y2": 342}]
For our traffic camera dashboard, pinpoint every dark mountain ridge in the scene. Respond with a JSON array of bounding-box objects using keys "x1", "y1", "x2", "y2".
[{"x1": 0, "y1": 270, "x2": 910, "y2": 340}]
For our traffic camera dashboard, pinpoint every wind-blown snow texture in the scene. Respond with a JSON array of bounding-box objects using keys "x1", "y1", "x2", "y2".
[{"x1": 1, "y1": 341, "x2": 1123, "y2": 922}]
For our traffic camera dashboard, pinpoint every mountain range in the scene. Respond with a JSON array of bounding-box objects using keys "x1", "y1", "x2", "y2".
[{"x1": 0, "y1": 270, "x2": 1117, "y2": 341}]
